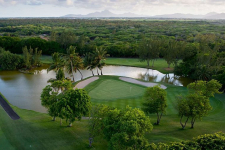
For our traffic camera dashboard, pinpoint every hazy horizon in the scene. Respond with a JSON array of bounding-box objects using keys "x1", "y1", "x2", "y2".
[{"x1": 0, "y1": 0, "x2": 225, "y2": 17}]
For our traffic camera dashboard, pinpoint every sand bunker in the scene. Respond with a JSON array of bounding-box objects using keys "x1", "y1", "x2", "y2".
[{"x1": 119, "y1": 77, "x2": 167, "y2": 89}]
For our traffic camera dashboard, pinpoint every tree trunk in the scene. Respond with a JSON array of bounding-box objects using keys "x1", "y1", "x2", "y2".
[
  {"x1": 101, "y1": 69, "x2": 103, "y2": 75},
  {"x1": 91, "y1": 70, "x2": 94, "y2": 76},
  {"x1": 78, "y1": 69, "x2": 83, "y2": 80},
  {"x1": 174, "y1": 61, "x2": 177, "y2": 67},
  {"x1": 147, "y1": 59, "x2": 150, "y2": 68},
  {"x1": 68, "y1": 122, "x2": 72, "y2": 127},
  {"x1": 70, "y1": 61, "x2": 75, "y2": 82},
  {"x1": 180, "y1": 115, "x2": 189, "y2": 129},
  {"x1": 152, "y1": 60, "x2": 155, "y2": 67},
  {"x1": 191, "y1": 117, "x2": 196, "y2": 128},
  {"x1": 89, "y1": 137, "x2": 93, "y2": 147},
  {"x1": 97, "y1": 68, "x2": 99, "y2": 75},
  {"x1": 156, "y1": 112, "x2": 163, "y2": 125},
  {"x1": 52, "y1": 116, "x2": 56, "y2": 121}
]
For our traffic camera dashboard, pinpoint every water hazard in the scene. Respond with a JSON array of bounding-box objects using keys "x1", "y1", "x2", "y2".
[{"x1": 0, "y1": 65, "x2": 193, "y2": 113}]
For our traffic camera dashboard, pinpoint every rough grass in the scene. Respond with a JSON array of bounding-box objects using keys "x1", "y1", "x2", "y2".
[{"x1": 1, "y1": 77, "x2": 225, "y2": 149}]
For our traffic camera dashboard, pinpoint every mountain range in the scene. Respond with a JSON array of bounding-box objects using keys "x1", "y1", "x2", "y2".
[{"x1": 62, "y1": 10, "x2": 225, "y2": 19}]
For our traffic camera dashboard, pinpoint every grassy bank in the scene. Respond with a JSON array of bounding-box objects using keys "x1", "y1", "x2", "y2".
[
  {"x1": 40, "y1": 55, "x2": 175, "y2": 74},
  {"x1": 1, "y1": 76, "x2": 225, "y2": 149},
  {"x1": 0, "y1": 92, "x2": 107, "y2": 150}
]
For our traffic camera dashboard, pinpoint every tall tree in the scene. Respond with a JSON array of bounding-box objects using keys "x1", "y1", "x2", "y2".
[
  {"x1": 57, "y1": 89, "x2": 91, "y2": 127},
  {"x1": 142, "y1": 85, "x2": 167, "y2": 125},
  {"x1": 33, "y1": 48, "x2": 42, "y2": 67},
  {"x1": 137, "y1": 37, "x2": 161, "y2": 68},
  {"x1": 41, "y1": 80, "x2": 73, "y2": 121},
  {"x1": 64, "y1": 46, "x2": 77, "y2": 81},
  {"x1": 84, "y1": 53, "x2": 95, "y2": 76},
  {"x1": 22, "y1": 46, "x2": 32, "y2": 69},
  {"x1": 161, "y1": 39, "x2": 183, "y2": 68},
  {"x1": 48, "y1": 52, "x2": 65, "y2": 81},
  {"x1": 92, "y1": 47, "x2": 109, "y2": 75}
]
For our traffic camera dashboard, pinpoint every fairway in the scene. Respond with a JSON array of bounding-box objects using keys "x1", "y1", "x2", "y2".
[{"x1": 1, "y1": 78, "x2": 225, "y2": 149}]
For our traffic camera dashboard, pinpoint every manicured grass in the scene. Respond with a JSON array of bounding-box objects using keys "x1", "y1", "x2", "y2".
[
  {"x1": 105, "y1": 58, "x2": 176, "y2": 74},
  {"x1": 1, "y1": 77, "x2": 225, "y2": 149},
  {"x1": 85, "y1": 76, "x2": 225, "y2": 144},
  {"x1": 85, "y1": 76, "x2": 146, "y2": 108}
]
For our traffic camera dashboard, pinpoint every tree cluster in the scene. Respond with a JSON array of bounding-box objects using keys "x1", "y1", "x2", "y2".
[{"x1": 41, "y1": 79, "x2": 91, "y2": 126}]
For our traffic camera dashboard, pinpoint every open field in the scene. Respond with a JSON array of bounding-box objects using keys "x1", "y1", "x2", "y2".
[
  {"x1": 1, "y1": 76, "x2": 225, "y2": 149},
  {"x1": 105, "y1": 58, "x2": 175, "y2": 74},
  {"x1": 40, "y1": 55, "x2": 53, "y2": 64}
]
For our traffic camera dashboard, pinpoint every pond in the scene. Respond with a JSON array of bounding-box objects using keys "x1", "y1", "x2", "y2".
[{"x1": 0, "y1": 65, "x2": 193, "y2": 113}]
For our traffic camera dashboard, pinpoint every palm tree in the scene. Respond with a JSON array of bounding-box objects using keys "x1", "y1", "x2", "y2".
[
  {"x1": 64, "y1": 46, "x2": 77, "y2": 82},
  {"x1": 98, "y1": 62, "x2": 106, "y2": 75},
  {"x1": 73, "y1": 56, "x2": 84, "y2": 80},
  {"x1": 84, "y1": 53, "x2": 95, "y2": 76},
  {"x1": 93, "y1": 47, "x2": 109, "y2": 75},
  {"x1": 48, "y1": 52, "x2": 64, "y2": 71},
  {"x1": 47, "y1": 52, "x2": 65, "y2": 80}
]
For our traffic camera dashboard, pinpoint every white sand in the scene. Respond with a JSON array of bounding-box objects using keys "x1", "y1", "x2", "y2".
[
  {"x1": 119, "y1": 77, "x2": 167, "y2": 89},
  {"x1": 74, "y1": 77, "x2": 99, "y2": 89}
]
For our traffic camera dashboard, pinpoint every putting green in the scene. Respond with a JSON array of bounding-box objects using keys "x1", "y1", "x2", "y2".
[{"x1": 87, "y1": 79, "x2": 145, "y2": 101}]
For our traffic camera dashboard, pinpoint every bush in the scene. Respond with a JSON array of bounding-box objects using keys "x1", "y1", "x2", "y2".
[{"x1": 0, "y1": 48, "x2": 24, "y2": 70}]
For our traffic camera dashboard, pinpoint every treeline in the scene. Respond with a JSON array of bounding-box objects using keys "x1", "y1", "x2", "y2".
[
  {"x1": 0, "y1": 36, "x2": 62, "y2": 55},
  {"x1": 1, "y1": 19, "x2": 225, "y2": 58}
]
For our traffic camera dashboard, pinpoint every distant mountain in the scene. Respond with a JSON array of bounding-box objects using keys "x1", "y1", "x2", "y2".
[
  {"x1": 153, "y1": 13, "x2": 203, "y2": 19},
  {"x1": 61, "y1": 10, "x2": 225, "y2": 19},
  {"x1": 150, "y1": 12, "x2": 225, "y2": 19},
  {"x1": 205, "y1": 13, "x2": 225, "y2": 19},
  {"x1": 61, "y1": 10, "x2": 147, "y2": 18},
  {"x1": 204, "y1": 12, "x2": 219, "y2": 17}
]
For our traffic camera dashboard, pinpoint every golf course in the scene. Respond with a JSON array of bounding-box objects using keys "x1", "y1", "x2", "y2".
[{"x1": 0, "y1": 73, "x2": 225, "y2": 149}]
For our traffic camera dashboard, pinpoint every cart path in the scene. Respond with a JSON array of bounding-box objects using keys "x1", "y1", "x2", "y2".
[
  {"x1": 0, "y1": 94, "x2": 20, "y2": 120},
  {"x1": 119, "y1": 77, "x2": 167, "y2": 89},
  {"x1": 74, "y1": 77, "x2": 99, "y2": 89}
]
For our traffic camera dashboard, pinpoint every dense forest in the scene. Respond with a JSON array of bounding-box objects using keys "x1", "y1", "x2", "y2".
[{"x1": 0, "y1": 19, "x2": 225, "y2": 89}]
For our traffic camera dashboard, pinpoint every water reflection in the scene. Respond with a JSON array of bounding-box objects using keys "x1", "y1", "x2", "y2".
[
  {"x1": 0, "y1": 65, "x2": 193, "y2": 113},
  {"x1": 137, "y1": 69, "x2": 192, "y2": 87}
]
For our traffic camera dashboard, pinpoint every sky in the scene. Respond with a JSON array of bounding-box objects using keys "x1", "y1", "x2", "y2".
[{"x1": 0, "y1": 0, "x2": 225, "y2": 17}]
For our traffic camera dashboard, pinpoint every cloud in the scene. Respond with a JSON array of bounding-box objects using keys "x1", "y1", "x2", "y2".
[
  {"x1": 0, "y1": 0, "x2": 225, "y2": 13},
  {"x1": 26, "y1": 0, "x2": 42, "y2": 5},
  {"x1": 0, "y1": 0, "x2": 4, "y2": 4},
  {"x1": 1, "y1": 0, "x2": 225, "y2": 7},
  {"x1": 66, "y1": 0, "x2": 73, "y2": 6}
]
